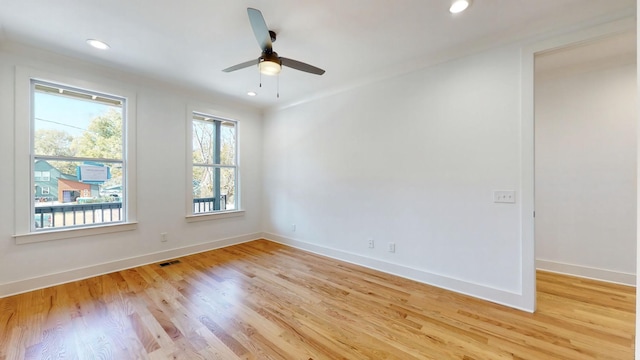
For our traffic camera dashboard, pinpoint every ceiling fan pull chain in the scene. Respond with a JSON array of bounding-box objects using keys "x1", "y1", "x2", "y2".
[
  {"x1": 259, "y1": 71, "x2": 262, "y2": 88},
  {"x1": 277, "y1": 74, "x2": 280, "y2": 98}
]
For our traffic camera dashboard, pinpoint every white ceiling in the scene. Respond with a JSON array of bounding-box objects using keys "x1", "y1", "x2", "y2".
[{"x1": 0, "y1": 0, "x2": 635, "y2": 109}]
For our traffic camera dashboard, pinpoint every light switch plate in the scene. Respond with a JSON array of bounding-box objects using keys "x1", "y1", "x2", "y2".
[{"x1": 493, "y1": 190, "x2": 516, "y2": 203}]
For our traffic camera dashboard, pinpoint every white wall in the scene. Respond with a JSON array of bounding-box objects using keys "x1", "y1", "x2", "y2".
[
  {"x1": 0, "y1": 42, "x2": 264, "y2": 297},
  {"x1": 535, "y1": 43, "x2": 637, "y2": 285},
  {"x1": 263, "y1": 45, "x2": 533, "y2": 310}
]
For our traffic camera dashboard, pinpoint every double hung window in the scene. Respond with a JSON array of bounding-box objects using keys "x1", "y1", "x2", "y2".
[
  {"x1": 191, "y1": 112, "x2": 238, "y2": 214},
  {"x1": 31, "y1": 80, "x2": 127, "y2": 230}
]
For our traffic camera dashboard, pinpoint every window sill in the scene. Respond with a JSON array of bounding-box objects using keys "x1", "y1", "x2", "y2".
[
  {"x1": 185, "y1": 210, "x2": 245, "y2": 223},
  {"x1": 13, "y1": 222, "x2": 138, "y2": 245}
]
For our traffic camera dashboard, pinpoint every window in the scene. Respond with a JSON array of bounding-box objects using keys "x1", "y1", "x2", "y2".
[
  {"x1": 31, "y1": 80, "x2": 126, "y2": 230},
  {"x1": 34, "y1": 171, "x2": 50, "y2": 181},
  {"x1": 190, "y1": 112, "x2": 238, "y2": 214}
]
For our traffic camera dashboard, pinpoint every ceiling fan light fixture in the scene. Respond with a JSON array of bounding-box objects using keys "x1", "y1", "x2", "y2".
[
  {"x1": 259, "y1": 59, "x2": 281, "y2": 76},
  {"x1": 449, "y1": 0, "x2": 471, "y2": 14}
]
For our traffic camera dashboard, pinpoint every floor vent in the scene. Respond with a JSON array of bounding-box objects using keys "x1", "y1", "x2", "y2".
[{"x1": 159, "y1": 260, "x2": 181, "y2": 267}]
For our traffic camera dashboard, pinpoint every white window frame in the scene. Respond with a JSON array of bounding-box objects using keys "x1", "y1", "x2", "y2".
[
  {"x1": 185, "y1": 105, "x2": 244, "y2": 221},
  {"x1": 13, "y1": 67, "x2": 138, "y2": 244},
  {"x1": 41, "y1": 186, "x2": 50, "y2": 195}
]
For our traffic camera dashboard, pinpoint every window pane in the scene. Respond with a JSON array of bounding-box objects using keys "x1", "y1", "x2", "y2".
[
  {"x1": 220, "y1": 121, "x2": 236, "y2": 166},
  {"x1": 32, "y1": 81, "x2": 126, "y2": 231},
  {"x1": 193, "y1": 166, "x2": 224, "y2": 214},
  {"x1": 34, "y1": 85, "x2": 123, "y2": 160},
  {"x1": 192, "y1": 119, "x2": 215, "y2": 165},
  {"x1": 192, "y1": 116, "x2": 236, "y2": 166},
  {"x1": 220, "y1": 167, "x2": 236, "y2": 210},
  {"x1": 34, "y1": 159, "x2": 123, "y2": 229},
  {"x1": 192, "y1": 166, "x2": 236, "y2": 213},
  {"x1": 193, "y1": 165, "x2": 214, "y2": 199}
]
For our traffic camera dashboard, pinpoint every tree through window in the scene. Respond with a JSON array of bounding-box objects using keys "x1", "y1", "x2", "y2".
[
  {"x1": 32, "y1": 81, "x2": 127, "y2": 230},
  {"x1": 191, "y1": 112, "x2": 238, "y2": 214}
]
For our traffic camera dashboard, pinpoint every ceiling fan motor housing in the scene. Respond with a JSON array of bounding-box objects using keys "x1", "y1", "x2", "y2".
[{"x1": 260, "y1": 51, "x2": 281, "y2": 64}]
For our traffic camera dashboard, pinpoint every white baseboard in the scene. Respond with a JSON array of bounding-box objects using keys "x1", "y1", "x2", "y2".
[
  {"x1": 0, "y1": 232, "x2": 263, "y2": 298},
  {"x1": 264, "y1": 232, "x2": 534, "y2": 312},
  {"x1": 536, "y1": 259, "x2": 636, "y2": 286}
]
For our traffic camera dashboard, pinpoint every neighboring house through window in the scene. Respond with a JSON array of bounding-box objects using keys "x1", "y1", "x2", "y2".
[{"x1": 30, "y1": 80, "x2": 127, "y2": 230}]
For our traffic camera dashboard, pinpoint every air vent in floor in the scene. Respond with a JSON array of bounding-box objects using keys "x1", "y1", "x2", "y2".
[{"x1": 159, "y1": 260, "x2": 181, "y2": 267}]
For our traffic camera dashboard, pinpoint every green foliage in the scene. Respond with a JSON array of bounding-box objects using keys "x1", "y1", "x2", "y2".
[
  {"x1": 33, "y1": 106, "x2": 124, "y2": 206},
  {"x1": 34, "y1": 129, "x2": 77, "y2": 174},
  {"x1": 73, "y1": 109, "x2": 122, "y2": 160},
  {"x1": 34, "y1": 129, "x2": 75, "y2": 157},
  {"x1": 72, "y1": 109, "x2": 123, "y2": 187}
]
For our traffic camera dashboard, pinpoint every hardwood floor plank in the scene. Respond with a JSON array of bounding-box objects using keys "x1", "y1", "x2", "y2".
[{"x1": 0, "y1": 240, "x2": 635, "y2": 359}]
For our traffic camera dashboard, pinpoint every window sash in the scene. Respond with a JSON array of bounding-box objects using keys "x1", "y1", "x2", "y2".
[
  {"x1": 30, "y1": 80, "x2": 127, "y2": 231},
  {"x1": 190, "y1": 111, "x2": 239, "y2": 214}
]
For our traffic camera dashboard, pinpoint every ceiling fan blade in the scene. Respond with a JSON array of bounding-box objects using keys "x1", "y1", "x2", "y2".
[
  {"x1": 247, "y1": 8, "x2": 272, "y2": 52},
  {"x1": 280, "y1": 57, "x2": 325, "y2": 75},
  {"x1": 222, "y1": 59, "x2": 259, "y2": 72}
]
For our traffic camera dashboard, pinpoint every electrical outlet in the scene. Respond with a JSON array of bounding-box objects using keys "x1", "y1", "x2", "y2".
[
  {"x1": 292, "y1": 224, "x2": 296, "y2": 232},
  {"x1": 388, "y1": 242, "x2": 395, "y2": 253},
  {"x1": 368, "y1": 238, "x2": 374, "y2": 248},
  {"x1": 160, "y1": 232, "x2": 168, "y2": 242}
]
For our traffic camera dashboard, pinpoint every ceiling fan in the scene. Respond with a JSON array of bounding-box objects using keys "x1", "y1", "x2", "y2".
[{"x1": 222, "y1": 8, "x2": 325, "y2": 76}]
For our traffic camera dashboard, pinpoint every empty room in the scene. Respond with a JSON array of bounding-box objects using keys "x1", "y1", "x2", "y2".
[{"x1": 0, "y1": 1, "x2": 638, "y2": 359}]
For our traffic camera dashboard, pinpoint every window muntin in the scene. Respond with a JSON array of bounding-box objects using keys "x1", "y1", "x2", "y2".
[
  {"x1": 191, "y1": 112, "x2": 238, "y2": 214},
  {"x1": 31, "y1": 80, "x2": 126, "y2": 231}
]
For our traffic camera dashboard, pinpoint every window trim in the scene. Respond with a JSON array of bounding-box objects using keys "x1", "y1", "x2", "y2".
[
  {"x1": 185, "y1": 104, "x2": 242, "y2": 220},
  {"x1": 14, "y1": 66, "x2": 138, "y2": 243}
]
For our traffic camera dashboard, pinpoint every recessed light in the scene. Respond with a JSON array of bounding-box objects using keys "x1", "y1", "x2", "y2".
[
  {"x1": 86, "y1": 39, "x2": 110, "y2": 50},
  {"x1": 247, "y1": 91, "x2": 257, "y2": 97},
  {"x1": 450, "y1": 0, "x2": 471, "y2": 14}
]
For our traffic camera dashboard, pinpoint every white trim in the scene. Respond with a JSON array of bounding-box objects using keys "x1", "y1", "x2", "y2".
[
  {"x1": 13, "y1": 222, "x2": 138, "y2": 244},
  {"x1": 185, "y1": 210, "x2": 245, "y2": 222},
  {"x1": 14, "y1": 66, "x2": 138, "y2": 238},
  {"x1": 636, "y1": 6, "x2": 640, "y2": 359},
  {"x1": 520, "y1": 44, "x2": 537, "y2": 312},
  {"x1": 537, "y1": 259, "x2": 636, "y2": 286},
  {"x1": 264, "y1": 233, "x2": 534, "y2": 313},
  {"x1": 520, "y1": 16, "x2": 636, "y2": 313},
  {"x1": 0, "y1": 232, "x2": 263, "y2": 298}
]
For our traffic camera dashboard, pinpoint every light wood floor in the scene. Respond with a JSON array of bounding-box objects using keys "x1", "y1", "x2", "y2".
[{"x1": 0, "y1": 240, "x2": 635, "y2": 359}]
